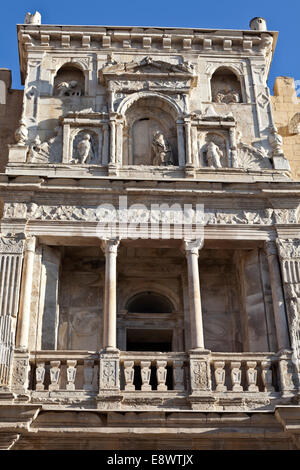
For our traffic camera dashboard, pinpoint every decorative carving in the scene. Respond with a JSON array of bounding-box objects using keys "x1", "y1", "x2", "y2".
[
  {"x1": 230, "y1": 361, "x2": 243, "y2": 391},
  {"x1": 49, "y1": 361, "x2": 61, "y2": 391},
  {"x1": 27, "y1": 127, "x2": 63, "y2": 163},
  {"x1": 123, "y1": 361, "x2": 135, "y2": 391},
  {"x1": 246, "y1": 361, "x2": 258, "y2": 392},
  {"x1": 190, "y1": 360, "x2": 209, "y2": 391},
  {"x1": 236, "y1": 142, "x2": 272, "y2": 170},
  {"x1": 277, "y1": 239, "x2": 300, "y2": 260},
  {"x1": 66, "y1": 360, "x2": 77, "y2": 391},
  {"x1": 100, "y1": 359, "x2": 118, "y2": 389},
  {"x1": 152, "y1": 131, "x2": 173, "y2": 166},
  {"x1": 156, "y1": 361, "x2": 167, "y2": 391},
  {"x1": 0, "y1": 237, "x2": 24, "y2": 254},
  {"x1": 140, "y1": 361, "x2": 151, "y2": 391},
  {"x1": 214, "y1": 361, "x2": 227, "y2": 392},
  {"x1": 35, "y1": 363, "x2": 46, "y2": 391}
]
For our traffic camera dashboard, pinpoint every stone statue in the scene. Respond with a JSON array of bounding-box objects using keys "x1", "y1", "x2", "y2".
[
  {"x1": 72, "y1": 133, "x2": 94, "y2": 164},
  {"x1": 206, "y1": 141, "x2": 223, "y2": 168},
  {"x1": 55, "y1": 80, "x2": 82, "y2": 97},
  {"x1": 28, "y1": 135, "x2": 49, "y2": 163},
  {"x1": 268, "y1": 125, "x2": 284, "y2": 156},
  {"x1": 152, "y1": 131, "x2": 173, "y2": 166},
  {"x1": 15, "y1": 120, "x2": 28, "y2": 145}
]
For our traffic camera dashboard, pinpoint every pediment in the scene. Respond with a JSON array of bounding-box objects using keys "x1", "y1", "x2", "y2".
[{"x1": 99, "y1": 56, "x2": 195, "y2": 84}]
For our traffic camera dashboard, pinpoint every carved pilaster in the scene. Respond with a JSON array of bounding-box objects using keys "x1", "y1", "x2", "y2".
[
  {"x1": 99, "y1": 350, "x2": 120, "y2": 396},
  {"x1": 276, "y1": 239, "x2": 300, "y2": 378},
  {"x1": 264, "y1": 241, "x2": 290, "y2": 351},
  {"x1": 0, "y1": 236, "x2": 24, "y2": 388}
]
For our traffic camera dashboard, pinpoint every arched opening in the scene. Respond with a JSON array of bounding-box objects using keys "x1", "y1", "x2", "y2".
[
  {"x1": 53, "y1": 63, "x2": 85, "y2": 97},
  {"x1": 127, "y1": 291, "x2": 173, "y2": 313},
  {"x1": 125, "y1": 292, "x2": 174, "y2": 353},
  {"x1": 211, "y1": 67, "x2": 242, "y2": 104},
  {"x1": 122, "y1": 95, "x2": 179, "y2": 165}
]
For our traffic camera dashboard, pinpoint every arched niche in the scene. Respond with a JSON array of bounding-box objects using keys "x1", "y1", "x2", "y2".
[
  {"x1": 53, "y1": 63, "x2": 85, "y2": 97},
  {"x1": 211, "y1": 66, "x2": 243, "y2": 104},
  {"x1": 126, "y1": 291, "x2": 174, "y2": 313},
  {"x1": 121, "y1": 94, "x2": 179, "y2": 166}
]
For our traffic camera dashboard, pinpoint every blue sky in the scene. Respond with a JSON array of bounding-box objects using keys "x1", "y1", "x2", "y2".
[{"x1": 1, "y1": 0, "x2": 300, "y2": 93}]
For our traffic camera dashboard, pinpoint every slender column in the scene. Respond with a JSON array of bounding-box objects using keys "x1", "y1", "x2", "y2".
[
  {"x1": 265, "y1": 241, "x2": 290, "y2": 350},
  {"x1": 184, "y1": 239, "x2": 205, "y2": 349},
  {"x1": 116, "y1": 121, "x2": 123, "y2": 165},
  {"x1": 109, "y1": 119, "x2": 116, "y2": 165},
  {"x1": 102, "y1": 123, "x2": 109, "y2": 165},
  {"x1": 184, "y1": 119, "x2": 192, "y2": 165},
  {"x1": 16, "y1": 236, "x2": 36, "y2": 351},
  {"x1": 176, "y1": 119, "x2": 185, "y2": 167},
  {"x1": 101, "y1": 238, "x2": 120, "y2": 350}
]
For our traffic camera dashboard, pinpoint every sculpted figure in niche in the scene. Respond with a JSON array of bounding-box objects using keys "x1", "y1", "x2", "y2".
[
  {"x1": 55, "y1": 80, "x2": 82, "y2": 97},
  {"x1": 71, "y1": 133, "x2": 94, "y2": 164},
  {"x1": 152, "y1": 131, "x2": 173, "y2": 165},
  {"x1": 215, "y1": 86, "x2": 240, "y2": 104},
  {"x1": 206, "y1": 141, "x2": 223, "y2": 168}
]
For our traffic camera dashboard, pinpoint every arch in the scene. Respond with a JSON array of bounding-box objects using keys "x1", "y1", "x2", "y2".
[
  {"x1": 121, "y1": 283, "x2": 180, "y2": 313},
  {"x1": 126, "y1": 291, "x2": 174, "y2": 313},
  {"x1": 117, "y1": 91, "x2": 182, "y2": 119},
  {"x1": 120, "y1": 93, "x2": 180, "y2": 165},
  {"x1": 53, "y1": 62, "x2": 86, "y2": 97},
  {"x1": 210, "y1": 66, "x2": 243, "y2": 104}
]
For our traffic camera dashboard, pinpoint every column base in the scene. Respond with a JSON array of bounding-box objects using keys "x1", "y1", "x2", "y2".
[
  {"x1": 107, "y1": 163, "x2": 119, "y2": 176},
  {"x1": 185, "y1": 164, "x2": 195, "y2": 178}
]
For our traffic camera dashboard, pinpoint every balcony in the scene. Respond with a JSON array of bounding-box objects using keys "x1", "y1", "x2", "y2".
[{"x1": 25, "y1": 348, "x2": 298, "y2": 411}]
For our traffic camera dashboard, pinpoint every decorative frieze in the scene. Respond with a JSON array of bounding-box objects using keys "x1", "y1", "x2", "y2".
[{"x1": 99, "y1": 352, "x2": 120, "y2": 391}]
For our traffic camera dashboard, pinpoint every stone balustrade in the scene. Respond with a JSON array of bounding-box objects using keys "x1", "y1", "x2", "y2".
[
  {"x1": 29, "y1": 351, "x2": 99, "y2": 392},
  {"x1": 26, "y1": 350, "x2": 297, "y2": 405},
  {"x1": 209, "y1": 353, "x2": 278, "y2": 393},
  {"x1": 119, "y1": 352, "x2": 188, "y2": 392}
]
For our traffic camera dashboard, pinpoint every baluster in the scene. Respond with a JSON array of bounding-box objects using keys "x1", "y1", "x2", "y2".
[
  {"x1": 49, "y1": 361, "x2": 61, "y2": 391},
  {"x1": 35, "y1": 362, "x2": 45, "y2": 391},
  {"x1": 156, "y1": 360, "x2": 167, "y2": 391},
  {"x1": 124, "y1": 360, "x2": 135, "y2": 391},
  {"x1": 214, "y1": 361, "x2": 227, "y2": 392},
  {"x1": 173, "y1": 360, "x2": 184, "y2": 391},
  {"x1": 246, "y1": 361, "x2": 258, "y2": 392},
  {"x1": 140, "y1": 361, "x2": 151, "y2": 391},
  {"x1": 261, "y1": 361, "x2": 275, "y2": 392},
  {"x1": 83, "y1": 359, "x2": 94, "y2": 391},
  {"x1": 230, "y1": 361, "x2": 243, "y2": 391},
  {"x1": 66, "y1": 360, "x2": 77, "y2": 391}
]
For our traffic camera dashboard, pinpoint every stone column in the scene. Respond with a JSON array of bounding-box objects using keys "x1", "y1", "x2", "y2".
[
  {"x1": 101, "y1": 238, "x2": 120, "y2": 350},
  {"x1": 184, "y1": 239, "x2": 205, "y2": 350},
  {"x1": 109, "y1": 119, "x2": 116, "y2": 165},
  {"x1": 16, "y1": 236, "x2": 36, "y2": 351},
  {"x1": 102, "y1": 123, "x2": 109, "y2": 165},
  {"x1": 229, "y1": 127, "x2": 238, "y2": 168},
  {"x1": 176, "y1": 119, "x2": 185, "y2": 167},
  {"x1": 0, "y1": 236, "x2": 24, "y2": 387},
  {"x1": 116, "y1": 121, "x2": 123, "y2": 165},
  {"x1": 184, "y1": 119, "x2": 192, "y2": 166},
  {"x1": 265, "y1": 241, "x2": 290, "y2": 351}
]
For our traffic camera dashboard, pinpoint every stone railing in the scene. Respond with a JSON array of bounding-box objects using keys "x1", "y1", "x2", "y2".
[
  {"x1": 29, "y1": 351, "x2": 99, "y2": 392},
  {"x1": 25, "y1": 349, "x2": 298, "y2": 408},
  {"x1": 209, "y1": 352, "x2": 278, "y2": 393},
  {"x1": 119, "y1": 352, "x2": 189, "y2": 392}
]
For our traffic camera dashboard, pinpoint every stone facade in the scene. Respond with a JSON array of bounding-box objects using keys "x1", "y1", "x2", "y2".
[{"x1": 0, "y1": 13, "x2": 300, "y2": 450}]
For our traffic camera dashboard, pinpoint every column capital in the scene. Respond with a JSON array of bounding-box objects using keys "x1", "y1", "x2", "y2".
[
  {"x1": 24, "y1": 235, "x2": 36, "y2": 253},
  {"x1": 183, "y1": 238, "x2": 204, "y2": 256},
  {"x1": 100, "y1": 238, "x2": 120, "y2": 256}
]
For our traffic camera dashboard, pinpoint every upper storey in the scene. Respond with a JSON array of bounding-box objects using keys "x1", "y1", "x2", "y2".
[{"x1": 6, "y1": 13, "x2": 291, "y2": 180}]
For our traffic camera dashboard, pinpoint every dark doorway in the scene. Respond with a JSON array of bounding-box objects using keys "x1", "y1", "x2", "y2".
[{"x1": 126, "y1": 328, "x2": 173, "y2": 352}]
